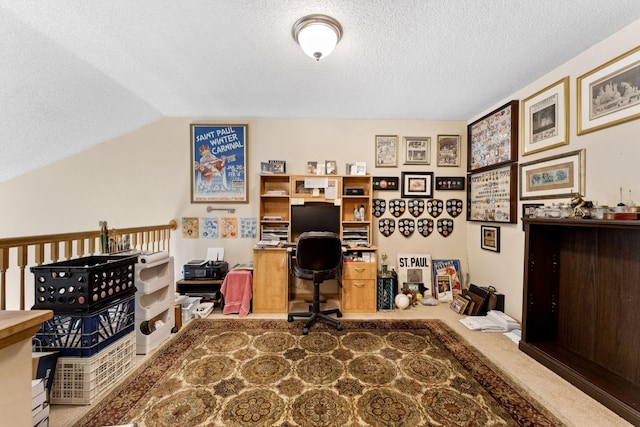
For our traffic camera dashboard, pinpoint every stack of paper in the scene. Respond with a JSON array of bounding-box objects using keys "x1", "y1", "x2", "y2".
[{"x1": 459, "y1": 310, "x2": 519, "y2": 332}]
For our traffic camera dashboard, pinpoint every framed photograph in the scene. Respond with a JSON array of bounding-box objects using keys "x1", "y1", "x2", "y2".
[
  {"x1": 372, "y1": 176, "x2": 399, "y2": 191},
  {"x1": 307, "y1": 161, "x2": 318, "y2": 174},
  {"x1": 519, "y1": 149, "x2": 586, "y2": 200},
  {"x1": 481, "y1": 225, "x2": 500, "y2": 252},
  {"x1": 521, "y1": 77, "x2": 570, "y2": 156},
  {"x1": 403, "y1": 136, "x2": 431, "y2": 165},
  {"x1": 191, "y1": 124, "x2": 248, "y2": 203},
  {"x1": 325, "y1": 160, "x2": 337, "y2": 175},
  {"x1": 436, "y1": 135, "x2": 461, "y2": 167},
  {"x1": 467, "y1": 164, "x2": 517, "y2": 223},
  {"x1": 375, "y1": 135, "x2": 398, "y2": 167},
  {"x1": 467, "y1": 100, "x2": 518, "y2": 172},
  {"x1": 522, "y1": 203, "x2": 544, "y2": 218},
  {"x1": 450, "y1": 295, "x2": 469, "y2": 314},
  {"x1": 435, "y1": 176, "x2": 465, "y2": 191},
  {"x1": 401, "y1": 172, "x2": 433, "y2": 198},
  {"x1": 577, "y1": 45, "x2": 640, "y2": 135}
]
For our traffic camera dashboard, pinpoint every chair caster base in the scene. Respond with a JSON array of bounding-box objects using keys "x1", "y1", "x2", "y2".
[
  {"x1": 287, "y1": 315, "x2": 294, "y2": 322},
  {"x1": 302, "y1": 327, "x2": 309, "y2": 335},
  {"x1": 337, "y1": 312, "x2": 343, "y2": 318},
  {"x1": 336, "y1": 324, "x2": 343, "y2": 331}
]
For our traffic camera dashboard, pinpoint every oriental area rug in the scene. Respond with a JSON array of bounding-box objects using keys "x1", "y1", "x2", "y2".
[{"x1": 73, "y1": 319, "x2": 563, "y2": 427}]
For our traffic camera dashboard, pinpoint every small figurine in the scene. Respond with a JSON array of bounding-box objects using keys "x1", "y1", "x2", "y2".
[{"x1": 570, "y1": 193, "x2": 587, "y2": 218}]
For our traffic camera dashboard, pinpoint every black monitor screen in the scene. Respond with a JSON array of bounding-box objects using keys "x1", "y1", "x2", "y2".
[{"x1": 290, "y1": 204, "x2": 341, "y2": 237}]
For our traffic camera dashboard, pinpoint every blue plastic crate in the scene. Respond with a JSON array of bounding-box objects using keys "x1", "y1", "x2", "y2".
[
  {"x1": 31, "y1": 254, "x2": 137, "y2": 312},
  {"x1": 34, "y1": 293, "x2": 135, "y2": 357}
]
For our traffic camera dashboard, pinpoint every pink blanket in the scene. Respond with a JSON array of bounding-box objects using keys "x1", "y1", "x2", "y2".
[{"x1": 220, "y1": 270, "x2": 253, "y2": 317}]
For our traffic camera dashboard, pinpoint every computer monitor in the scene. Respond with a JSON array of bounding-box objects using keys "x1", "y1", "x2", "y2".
[{"x1": 290, "y1": 204, "x2": 341, "y2": 238}]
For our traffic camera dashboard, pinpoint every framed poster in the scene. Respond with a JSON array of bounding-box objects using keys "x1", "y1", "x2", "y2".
[
  {"x1": 191, "y1": 124, "x2": 248, "y2": 203},
  {"x1": 519, "y1": 149, "x2": 585, "y2": 200},
  {"x1": 480, "y1": 225, "x2": 500, "y2": 252},
  {"x1": 436, "y1": 135, "x2": 461, "y2": 167},
  {"x1": 577, "y1": 45, "x2": 640, "y2": 135},
  {"x1": 403, "y1": 136, "x2": 430, "y2": 165},
  {"x1": 467, "y1": 100, "x2": 518, "y2": 172},
  {"x1": 401, "y1": 172, "x2": 433, "y2": 198},
  {"x1": 521, "y1": 77, "x2": 570, "y2": 156},
  {"x1": 467, "y1": 164, "x2": 517, "y2": 223},
  {"x1": 375, "y1": 135, "x2": 398, "y2": 167}
]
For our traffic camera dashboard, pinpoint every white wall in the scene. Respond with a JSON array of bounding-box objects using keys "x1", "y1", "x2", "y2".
[{"x1": 466, "y1": 19, "x2": 640, "y2": 319}]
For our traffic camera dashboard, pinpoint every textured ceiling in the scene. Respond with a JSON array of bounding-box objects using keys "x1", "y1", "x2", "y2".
[{"x1": 2, "y1": 1, "x2": 640, "y2": 182}]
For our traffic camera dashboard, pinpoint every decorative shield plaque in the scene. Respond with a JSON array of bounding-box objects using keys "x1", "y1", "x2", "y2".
[
  {"x1": 427, "y1": 199, "x2": 444, "y2": 218},
  {"x1": 373, "y1": 199, "x2": 386, "y2": 217},
  {"x1": 378, "y1": 218, "x2": 396, "y2": 237},
  {"x1": 446, "y1": 199, "x2": 464, "y2": 218},
  {"x1": 407, "y1": 199, "x2": 425, "y2": 217},
  {"x1": 417, "y1": 218, "x2": 434, "y2": 237},
  {"x1": 437, "y1": 219, "x2": 454, "y2": 237},
  {"x1": 398, "y1": 218, "x2": 415, "y2": 237},
  {"x1": 388, "y1": 199, "x2": 406, "y2": 217}
]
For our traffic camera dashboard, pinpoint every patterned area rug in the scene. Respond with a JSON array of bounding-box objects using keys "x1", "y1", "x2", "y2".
[{"x1": 73, "y1": 319, "x2": 563, "y2": 426}]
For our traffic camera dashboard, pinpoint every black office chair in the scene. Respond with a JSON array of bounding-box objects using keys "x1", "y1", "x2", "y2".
[{"x1": 287, "y1": 231, "x2": 344, "y2": 334}]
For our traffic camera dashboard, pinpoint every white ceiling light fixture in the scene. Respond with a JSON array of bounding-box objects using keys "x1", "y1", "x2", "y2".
[{"x1": 292, "y1": 14, "x2": 343, "y2": 61}]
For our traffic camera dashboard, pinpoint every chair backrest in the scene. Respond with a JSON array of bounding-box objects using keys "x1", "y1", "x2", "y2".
[{"x1": 294, "y1": 231, "x2": 342, "y2": 278}]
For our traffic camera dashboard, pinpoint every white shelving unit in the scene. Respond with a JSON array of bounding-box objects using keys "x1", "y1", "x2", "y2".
[{"x1": 134, "y1": 252, "x2": 174, "y2": 355}]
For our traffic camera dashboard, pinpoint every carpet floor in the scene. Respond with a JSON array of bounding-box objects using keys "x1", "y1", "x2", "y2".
[{"x1": 73, "y1": 319, "x2": 564, "y2": 426}]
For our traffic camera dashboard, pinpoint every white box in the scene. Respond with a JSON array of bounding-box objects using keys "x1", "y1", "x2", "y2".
[{"x1": 181, "y1": 297, "x2": 202, "y2": 324}]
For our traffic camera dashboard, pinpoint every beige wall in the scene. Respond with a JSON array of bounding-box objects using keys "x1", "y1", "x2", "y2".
[
  {"x1": 466, "y1": 19, "x2": 640, "y2": 318},
  {"x1": 2, "y1": 19, "x2": 639, "y2": 317},
  {"x1": 0, "y1": 118, "x2": 468, "y2": 309}
]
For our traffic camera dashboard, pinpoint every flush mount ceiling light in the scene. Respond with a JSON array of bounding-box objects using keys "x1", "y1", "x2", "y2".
[{"x1": 292, "y1": 14, "x2": 343, "y2": 61}]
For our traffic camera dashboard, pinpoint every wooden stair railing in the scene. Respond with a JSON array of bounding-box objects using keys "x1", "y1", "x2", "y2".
[{"x1": 0, "y1": 220, "x2": 177, "y2": 310}]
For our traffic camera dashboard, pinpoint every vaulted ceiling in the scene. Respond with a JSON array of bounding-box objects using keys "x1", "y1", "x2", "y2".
[{"x1": 2, "y1": 1, "x2": 640, "y2": 182}]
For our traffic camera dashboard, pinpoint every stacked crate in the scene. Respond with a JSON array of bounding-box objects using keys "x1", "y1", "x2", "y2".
[{"x1": 31, "y1": 255, "x2": 139, "y2": 404}]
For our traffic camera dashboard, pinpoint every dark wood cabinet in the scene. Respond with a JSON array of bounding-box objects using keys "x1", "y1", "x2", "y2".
[{"x1": 521, "y1": 218, "x2": 640, "y2": 425}]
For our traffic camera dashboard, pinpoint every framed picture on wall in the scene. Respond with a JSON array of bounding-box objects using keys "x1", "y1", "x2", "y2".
[
  {"x1": 436, "y1": 135, "x2": 461, "y2": 167},
  {"x1": 467, "y1": 164, "x2": 517, "y2": 223},
  {"x1": 375, "y1": 135, "x2": 398, "y2": 167},
  {"x1": 519, "y1": 149, "x2": 586, "y2": 200},
  {"x1": 521, "y1": 77, "x2": 570, "y2": 156},
  {"x1": 191, "y1": 124, "x2": 248, "y2": 203},
  {"x1": 403, "y1": 136, "x2": 431, "y2": 165},
  {"x1": 577, "y1": 45, "x2": 640, "y2": 135},
  {"x1": 480, "y1": 225, "x2": 500, "y2": 252},
  {"x1": 401, "y1": 172, "x2": 434, "y2": 198},
  {"x1": 467, "y1": 100, "x2": 518, "y2": 172}
]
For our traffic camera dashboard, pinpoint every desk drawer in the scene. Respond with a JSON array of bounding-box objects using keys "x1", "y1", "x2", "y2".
[
  {"x1": 342, "y1": 279, "x2": 376, "y2": 313},
  {"x1": 343, "y1": 262, "x2": 376, "y2": 280}
]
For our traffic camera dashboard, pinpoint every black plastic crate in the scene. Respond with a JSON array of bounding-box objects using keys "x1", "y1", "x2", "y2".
[
  {"x1": 33, "y1": 293, "x2": 135, "y2": 357},
  {"x1": 31, "y1": 255, "x2": 137, "y2": 311}
]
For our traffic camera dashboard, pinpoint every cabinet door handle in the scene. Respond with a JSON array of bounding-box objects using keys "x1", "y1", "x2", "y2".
[
  {"x1": 354, "y1": 267, "x2": 366, "y2": 272},
  {"x1": 354, "y1": 282, "x2": 365, "y2": 288}
]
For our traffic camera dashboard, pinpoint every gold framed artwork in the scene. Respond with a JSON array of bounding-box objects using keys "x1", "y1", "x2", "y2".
[
  {"x1": 519, "y1": 149, "x2": 586, "y2": 200},
  {"x1": 436, "y1": 135, "x2": 461, "y2": 167},
  {"x1": 521, "y1": 77, "x2": 569, "y2": 156},
  {"x1": 577, "y1": 45, "x2": 640, "y2": 135},
  {"x1": 375, "y1": 135, "x2": 398, "y2": 167}
]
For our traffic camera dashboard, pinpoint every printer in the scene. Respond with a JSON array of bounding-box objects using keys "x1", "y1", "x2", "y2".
[{"x1": 183, "y1": 259, "x2": 229, "y2": 280}]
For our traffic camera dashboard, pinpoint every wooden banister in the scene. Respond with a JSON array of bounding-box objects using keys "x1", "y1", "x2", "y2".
[{"x1": 0, "y1": 220, "x2": 177, "y2": 310}]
